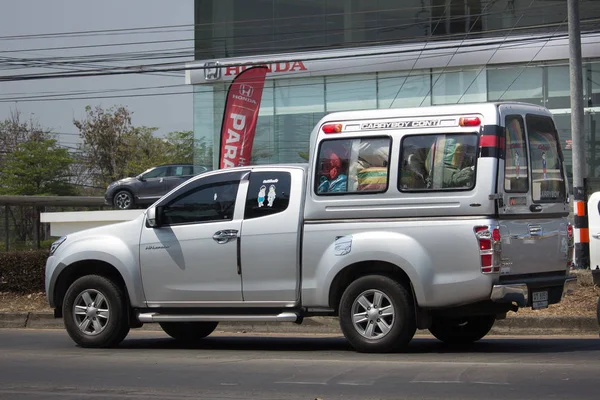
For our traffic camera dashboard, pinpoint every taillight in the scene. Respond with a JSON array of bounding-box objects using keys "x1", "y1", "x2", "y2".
[
  {"x1": 474, "y1": 225, "x2": 502, "y2": 274},
  {"x1": 459, "y1": 116, "x2": 481, "y2": 127},
  {"x1": 322, "y1": 123, "x2": 342, "y2": 134},
  {"x1": 567, "y1": 223, "x2": 573, "y2": 239}
]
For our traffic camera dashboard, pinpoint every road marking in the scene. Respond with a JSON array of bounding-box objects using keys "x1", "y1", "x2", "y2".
[
  {"x1": 274, "y1": 381, "x2": 327, "y2": 385},
  {"x1": 337, "y1": 381, "x2": 375, "y2": 386}
]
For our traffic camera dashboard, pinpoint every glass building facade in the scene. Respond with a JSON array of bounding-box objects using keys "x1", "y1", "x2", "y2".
[
  {"x1": 194, "y1": 0, "x2": 600, "y2": 59},
  {"x1": 189, "y1": 0, "x2": 600, "y2": 183}
]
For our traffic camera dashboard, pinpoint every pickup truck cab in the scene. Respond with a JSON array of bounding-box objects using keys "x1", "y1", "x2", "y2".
[{"x1": 46, "y1": 102, "x2": 576, "y2": 353}]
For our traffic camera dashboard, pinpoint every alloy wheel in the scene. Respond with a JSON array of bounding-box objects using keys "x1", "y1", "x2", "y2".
[
  {"x1": 72, "y1": 289, "x2": 110, "y2": 336},
  {"x1": 351, "y1": 289, "x2": 395, "y2": 339}
]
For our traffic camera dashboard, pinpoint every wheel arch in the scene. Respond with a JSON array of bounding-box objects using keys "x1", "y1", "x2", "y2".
[
  {"x1": 53, "y1": 260, "x2": 128, "y2": 318},
  {"x1": 328, "y1": 260, "x2": 414, "y2": 313}
]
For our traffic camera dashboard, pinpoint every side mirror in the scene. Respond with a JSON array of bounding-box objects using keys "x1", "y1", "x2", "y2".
[
  {"x1": 147, "y1": 206, "x2": 164, "y2": 228},
  {"x1": 138, "y1": 175, "x2": 146, "y2": 182}
]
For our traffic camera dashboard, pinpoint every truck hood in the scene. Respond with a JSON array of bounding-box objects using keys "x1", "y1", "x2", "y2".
[{"x1": 62, "y1": 212, "x2": 146, "y2": 248}]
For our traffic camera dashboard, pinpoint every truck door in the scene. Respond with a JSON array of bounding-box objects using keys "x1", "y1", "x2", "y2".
[
  {"x1": 139, "y1": 170, "x2": 249, "y2": 305},
  {"x1": 588, "y1": 192, "x2": 600, "y2": 270},
  {"x1": 497, "y1": 107, "x2": 571, "y2": 278},
  {"x1": 239, "y1": 168, "x2": 304, "y2": 303}
]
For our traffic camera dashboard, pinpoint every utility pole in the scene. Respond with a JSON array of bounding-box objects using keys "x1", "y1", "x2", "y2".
[{"x1": 568, "y1": 0, "x2": 588, "y2": 269}]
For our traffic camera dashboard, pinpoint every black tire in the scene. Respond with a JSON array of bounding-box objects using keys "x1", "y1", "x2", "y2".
[
  {"x1": 62, "y1": 275, "x2": 130, "y2": 348},
  {"x1": 113, "y1": 190, "x2": 134, "y2": 210},
  {"x1": 428, "y1": 315, "x2": 495, "y2": 345},
  {"x1": 338, "y1": 275, "x2": 416, "y2": 353},
  {"x1": 159, "y1": 321, "x2": 219, "y2": 342}
]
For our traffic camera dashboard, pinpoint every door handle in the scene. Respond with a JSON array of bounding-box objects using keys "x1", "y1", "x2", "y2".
[
  {"x1": 592, "y1": 233, "x2": 600, "y2": 239},
  {"x1": 212, "y1": 229, "x2": 238, "y2": 244},
  {"x1": 528, "y1": 224, "x2": 542, "y2": 237}
]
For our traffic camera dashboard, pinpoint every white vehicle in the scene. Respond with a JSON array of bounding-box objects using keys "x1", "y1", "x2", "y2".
[
  {"x1": 46, "y1": 102, "x2": 576, "y2": 353},
  {"x1": 585, "y1": 192, "x2": 600, "y2": 323}
]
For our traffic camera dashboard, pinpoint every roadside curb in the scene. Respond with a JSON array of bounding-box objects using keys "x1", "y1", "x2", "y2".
[{"x1": 0, "y1": 313, "x2": 598, "y2": 335}]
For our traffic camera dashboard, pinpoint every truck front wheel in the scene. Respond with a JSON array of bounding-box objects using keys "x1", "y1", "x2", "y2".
[
  {"x1": 159, "y1": 322, "x2": 219, "y2": 342},
  {"x1": 338, "y1": 275, "x2": 416, "y2": 353},
  {"x1": 62, "y1": 275, "x2": 130, "y2": 348},
  {"x1": 428, "y1": 315, "x2": 495, "y2": 345}
]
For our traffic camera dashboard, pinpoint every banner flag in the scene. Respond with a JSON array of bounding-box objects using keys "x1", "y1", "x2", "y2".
[{"x1": 218, "y1": 66, "x2": 268, "y2": 169}]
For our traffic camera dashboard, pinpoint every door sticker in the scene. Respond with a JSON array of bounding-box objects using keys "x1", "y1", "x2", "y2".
[
  {"x1": 335, "y1": 236, "x2": 352, "y2": 256},
  {"x1": 258, "y1": 185, "x2": 266, "y2": 207},
  {"x1": 542, "y1": 152, "x2": 547, "y2": 180},
  {"x1": 267, "y1": 184, "x2": 277, "y2": 207}
]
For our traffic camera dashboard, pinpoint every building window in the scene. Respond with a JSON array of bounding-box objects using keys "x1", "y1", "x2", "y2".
[
  {"x1": 547, "y1": 65, "x2": 571, "y2": 109},
  {"x1": 589, "y1": 62, "x2": 600, "y2": 107},
  {"x1": 400, "y1": 133, "x2": 478, "y2": 191},
  {"x1": 378, "y1": 71, "x2": 431, "y2": 108},
  {"x1": 432, "y1": 69, "x2": 487, "y2": 105},
  {"x1": 326, "y1": 74, "x2": 377, "y2": 112},
  {"x1": 274, "y1": 77, "x2": 325, "y2": 164},
  {"x1": 487, "y1": 66, "x2": 543, "y2": 104}
]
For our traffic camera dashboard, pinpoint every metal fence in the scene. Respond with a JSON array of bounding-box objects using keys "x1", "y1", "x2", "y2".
[{"x1": 0, "y1": 196, "x2": 106, "y2": 251}]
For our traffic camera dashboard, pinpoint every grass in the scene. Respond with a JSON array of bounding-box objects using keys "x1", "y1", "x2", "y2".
[{"x1": 1, "y1": 270, "x2": 598, "y2": 317}]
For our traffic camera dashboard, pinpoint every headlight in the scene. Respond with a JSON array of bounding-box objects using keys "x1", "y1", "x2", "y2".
[{"x1": 49, "y1": 236, "x2": 67, "y2": 256}]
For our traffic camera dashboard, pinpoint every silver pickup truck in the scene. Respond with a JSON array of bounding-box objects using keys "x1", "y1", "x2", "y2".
[{"x1": 45, "y1": 102, "x2": 576, "y2": 353}]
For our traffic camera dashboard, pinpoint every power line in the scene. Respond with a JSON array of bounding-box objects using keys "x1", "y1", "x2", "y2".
[
  {"x1": 0, "y1": 29, "x2": 596, "y2": 104},
  {"x1": 1, "y1": 28, "x2": 595, "y2": 85}
]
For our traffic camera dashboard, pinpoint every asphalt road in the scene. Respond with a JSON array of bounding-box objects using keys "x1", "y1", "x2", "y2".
[{"x1": 1, "y1": 329, "x2": 600, "y2": 400}]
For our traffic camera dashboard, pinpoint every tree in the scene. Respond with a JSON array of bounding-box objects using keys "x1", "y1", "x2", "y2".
[
  {"x1": 0, "y1": 111, "x2": 75, "y2": 246},
  {"x1": 74, "y1": 105, "x2": 137, "y2": 187},
  {"x1": 125, "y1": 126, "x2": 172, "y2": 176},
  {"x1": 0, "y1": 139, "x2": 76, "y2": 196},
  {"x1": 165, "y1": 130, "x2": 194, "y2": 164},
  {"x1": 0, "y1": 109, "x2": 51, "y2": 169}
]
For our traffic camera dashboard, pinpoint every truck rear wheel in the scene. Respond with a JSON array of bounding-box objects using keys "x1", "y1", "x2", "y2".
[
  {"x1": 338, "y1": 275, "x2": 416, "y2": 353},
  {"x1": 62, "y1": 275, "x2": 130, "y2": 348},
  {"x1": 159, "y1": 321, "x2": 219, "y2": 342},
  {"x1": 428, "y1": 315, "x2": 495, "y2": 345}
]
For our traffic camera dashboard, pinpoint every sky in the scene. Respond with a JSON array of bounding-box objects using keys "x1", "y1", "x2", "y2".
[{"x1": 0, "y1": 0, "x2": 195, "y2": 149}]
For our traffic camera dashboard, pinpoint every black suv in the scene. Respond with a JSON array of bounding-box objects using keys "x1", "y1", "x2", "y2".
[{"x1": 105, "y1": 164, "x2": 209, "y2": 210}]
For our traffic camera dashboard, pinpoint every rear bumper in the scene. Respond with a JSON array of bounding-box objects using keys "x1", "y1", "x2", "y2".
[{"x1": 490, "y1": 274, "x2": 577, "y2": 307}]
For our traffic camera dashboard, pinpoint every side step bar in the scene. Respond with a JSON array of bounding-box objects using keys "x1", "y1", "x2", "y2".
[{"x1": 137, "y1": 312, "x2": 299, "y2": 323}]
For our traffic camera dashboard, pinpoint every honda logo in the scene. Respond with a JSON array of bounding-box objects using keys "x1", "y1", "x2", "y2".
[
  {"x1": 239, "y1": 84, "x2": 254, "y2": 97},
  {"x1": 204, "y1": 62, "x2": 221, "y2": 81}
]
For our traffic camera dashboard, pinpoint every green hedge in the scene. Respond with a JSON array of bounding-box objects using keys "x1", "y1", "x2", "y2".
[{"x1": 0, "y1": 250, "x2": 49, "y2": 293}]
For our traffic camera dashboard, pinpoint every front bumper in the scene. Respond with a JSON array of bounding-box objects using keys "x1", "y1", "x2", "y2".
[{"x1": 490, "y1": 274, "x2": 577, "y2": 308}]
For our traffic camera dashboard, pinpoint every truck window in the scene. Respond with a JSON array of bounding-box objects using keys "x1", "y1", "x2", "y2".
[
  {"x1": 315, "y1": 137, "x2": 391, "y2": 195},
  {"x1": 399, "y1": 134, "x2": 478, "y2": 191},
  {"x1": 245, "y1": 171, "x2": 291, "y2": 219},
  {"x1": 504, "y1": 115, "x2": 529, "y2": 193},
  {"x1": 527, "y1": 114, "x2": 566, "y2": 203},
  {"x1": 161, "y1": 181, "x2": 240, "y2": 225}
]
